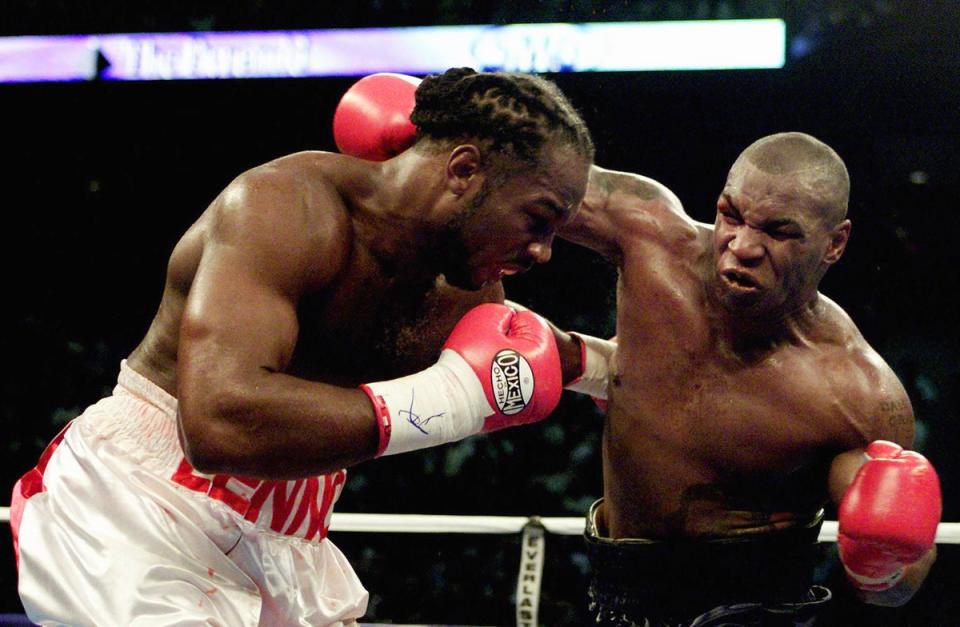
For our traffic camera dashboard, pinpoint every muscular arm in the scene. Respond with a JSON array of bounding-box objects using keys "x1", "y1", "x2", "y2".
[
  {"x1": 559, "y1": 165, "x2": 688, "y2": 263},
  {"x1": 176, "y1": 167, "x2": 379, "y2": 479},
  {"x1": 827, "y1": 370, "x2": 916, "y2": 503},
  {"x1": 827, "y1": 373, "x2": 937, "y2": 607}
]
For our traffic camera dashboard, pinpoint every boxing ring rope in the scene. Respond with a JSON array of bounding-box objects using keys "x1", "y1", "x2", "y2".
[
  {"x1": 3, "y1": 507, "x2": 958, "y2": 626},
  {"x1": 326, "y1": 514, "x2": 960, "y2": 543},
  {"x1": 4, "y1": 507, "x2": 959, "y2": 540}
]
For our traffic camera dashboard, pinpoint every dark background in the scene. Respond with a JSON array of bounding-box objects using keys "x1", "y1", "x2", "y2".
[{"x1": 1, "y1": 1, "x2": 958, "y2": 625}]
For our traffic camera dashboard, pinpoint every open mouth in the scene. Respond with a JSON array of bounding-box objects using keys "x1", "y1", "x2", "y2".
[
  {"x1": 498, "y1": 262, "x2": 533, "y2": 278},
  {"x1": 721, "y1": 269, "x2": 761, "y2": 291},
  {"x1": 477, "y1": 264, "x2": 526, "y2": 286}
]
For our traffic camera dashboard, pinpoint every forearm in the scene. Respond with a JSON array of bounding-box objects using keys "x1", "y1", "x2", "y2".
[
  {"x1": 181, "y1": 304, "x2": 564, "y2": 478},
  {"x1": 552, "y1": 326, "x2": 587, "y2": 386},
  {"x1": 559, "y1": 166, "x2": 617, "y2": 257},
  {"x1": 180, "y1": 370, "x2": 380, "y2": 479}
]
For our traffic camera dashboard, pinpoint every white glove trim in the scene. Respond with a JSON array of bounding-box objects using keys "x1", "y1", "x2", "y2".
[
  {"x1": 363, "y1": 349, "x2": 494, "y2": 457},
  {"x1": 565, "y1": 332, "x2": 615, "y2": 400},
  {"x1": 843, "y1": 562, "x2": 905, "y2": 591}
]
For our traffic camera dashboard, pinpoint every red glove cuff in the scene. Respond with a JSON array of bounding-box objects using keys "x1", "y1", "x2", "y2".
[{"x1": 360, "y1": 384, "x2": 392, "y2": 457}]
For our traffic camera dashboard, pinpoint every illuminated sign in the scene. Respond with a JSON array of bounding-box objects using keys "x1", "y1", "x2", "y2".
[{"x1": 0, "y1": 20, "x2": 785, "y2": 83}]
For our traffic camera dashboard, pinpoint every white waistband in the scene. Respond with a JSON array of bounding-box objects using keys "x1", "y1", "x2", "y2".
[{"x1": 77, "y1": 361, "x2": 345, "y2": 543}]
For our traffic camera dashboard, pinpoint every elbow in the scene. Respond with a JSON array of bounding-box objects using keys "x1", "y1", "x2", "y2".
[
  {"x1": 177, "y1": 386, "x2": 258, "y2": 475},
  {"x1": 179, "y1": 419, "x2": 228, "y2": 474}
]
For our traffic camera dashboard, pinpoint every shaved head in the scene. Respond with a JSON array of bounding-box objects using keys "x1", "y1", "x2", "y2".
[{"x1": 733, "y1": 132, "x2": 850, "y2": 225}]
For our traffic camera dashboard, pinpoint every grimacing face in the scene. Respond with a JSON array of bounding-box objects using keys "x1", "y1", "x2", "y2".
[
  {"x1": 712, "y1": 162, "x2": 844, "y2": 318},
  {"x1": 443, "y1": 144, "x2": 591, "y2": 290}
]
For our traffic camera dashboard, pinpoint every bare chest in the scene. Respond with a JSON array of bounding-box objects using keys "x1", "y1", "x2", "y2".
[
  {"x1": 289, "y1": 263, "x2": 492, "y2": 385},
  {"x1": 620, "y1": 358, "x2": 831, "y2": 464},
  {"x1": 604, "y1": 352, "x2": 840, "y2": 536},
  {"x1": 611, "y1": 250, "x2": 841, "y2": 471}
]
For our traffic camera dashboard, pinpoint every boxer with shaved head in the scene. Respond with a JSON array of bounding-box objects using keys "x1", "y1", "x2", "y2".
[{"x1": 562, "y1": 132, "x2": 941, "y2": 625}]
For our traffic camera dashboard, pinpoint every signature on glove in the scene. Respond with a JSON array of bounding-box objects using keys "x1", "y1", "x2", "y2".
[{"x1": 400, "y1": 388, "x2": 443, "y2": 434}]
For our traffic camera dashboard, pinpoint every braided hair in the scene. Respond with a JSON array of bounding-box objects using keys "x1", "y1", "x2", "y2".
[{"x1": 410, "y1": 67, "x2": 594, "y2": 168}]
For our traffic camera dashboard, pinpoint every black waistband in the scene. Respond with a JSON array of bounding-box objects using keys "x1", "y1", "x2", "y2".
[{"x1": 584, "y1": 500, "x2": 825, "y2": 610}]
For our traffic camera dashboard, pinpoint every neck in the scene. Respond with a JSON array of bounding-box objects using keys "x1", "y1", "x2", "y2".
[{"x1": 711, "y1": 289, "x2": 824, "y2": 357}]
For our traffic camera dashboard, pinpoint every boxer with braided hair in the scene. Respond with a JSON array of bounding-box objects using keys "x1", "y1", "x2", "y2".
[
  {"x1": 411, "y1": 67, "x2": 594, "y2": 164},
  {"x1": 13, "y1": 68, "x2": 596, "y2": 626}
]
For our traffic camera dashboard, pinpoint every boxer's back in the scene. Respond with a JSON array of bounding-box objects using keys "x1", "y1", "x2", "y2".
[
  {"x1": 127, "y1": 151, "x2": 496, "y2": 396},
  {"x1": 599, "y1": 189, "x2": 892, "y2": 540}
]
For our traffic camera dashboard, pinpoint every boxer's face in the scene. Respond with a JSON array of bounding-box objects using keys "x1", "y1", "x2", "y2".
[
  {"x1": 443, "y1": 144, "x2": 590, "y2": 290},
  {"x1": 712, "y1": 162, "x2": 840, "y2": 317}
]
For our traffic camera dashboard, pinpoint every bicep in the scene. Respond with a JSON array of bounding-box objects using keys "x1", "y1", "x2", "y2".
[
  {"x1": 828, "y1": 372, "x2": 916, "y2": 505},
  {"x1": 872, "y1": 384, "x2": 916, "y2": 447},
  {"x1": 176, "y1": 174, "x2": 343, "y2": 403},
  {"x1": 179, "y1": 243, "x2": 301, "y2": 385}
]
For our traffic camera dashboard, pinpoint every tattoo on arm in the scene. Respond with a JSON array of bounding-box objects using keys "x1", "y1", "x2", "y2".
[
  {"x1": 593, "y1": 169, "x2": 614, "y2": 196},
  {"x1": 615, "y1": 174, "x2": 663, "y2": 201},
  {"x1": 588, "y1": 170, "x2": 660, "y2": 214},
  {"x1": 878, "y1": 398, "x2": 914, "y2": 445}
]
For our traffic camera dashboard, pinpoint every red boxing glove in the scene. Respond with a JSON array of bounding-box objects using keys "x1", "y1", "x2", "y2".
[
  {"x1": 333, "y1": 73, "x2": 421, "y2": 161},
  {"x1": 838, "y1": 440, "x2": 942, "y2": 591},
  {"x1": 362, "y1": 304, "x2": 562, "y2": 456},
  {"x1": 444, "y1": 303, "x2": 562, "y2": 433}
]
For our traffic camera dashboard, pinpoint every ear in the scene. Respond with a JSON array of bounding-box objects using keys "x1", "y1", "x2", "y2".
[
  {"x1": 445, "y1": 144, "x2": 483, "y2": 196},
  {"x1": 823, "y1": 219, "x2": 851, "y2": 265}
]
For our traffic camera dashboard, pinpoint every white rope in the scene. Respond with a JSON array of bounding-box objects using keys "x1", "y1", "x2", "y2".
[
  {"x1": 331, "y1": 514, "x2": 960, "y2": 544},
  {"x1": 327, "y1": 513, "x2": 586, "y2": 535},
  {"x1": 2, "y1": 507, "x2": 958, "y2": 543}
]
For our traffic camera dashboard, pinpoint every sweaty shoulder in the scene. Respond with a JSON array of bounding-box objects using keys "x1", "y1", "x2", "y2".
[
  {"x1": 563, "y1": 165, "x2": 698, "y2": 262},
  {"x1": 206, "y1": 151, "x2": 356, "y2": 294},
  {"x1": 811, "y1": 295, "x2": 915, "y2": 448}
]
